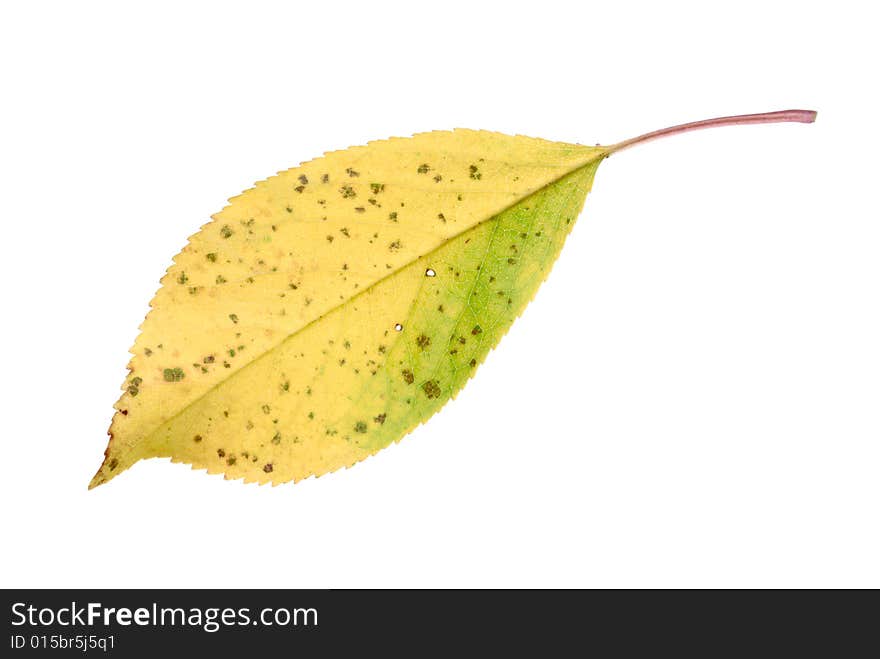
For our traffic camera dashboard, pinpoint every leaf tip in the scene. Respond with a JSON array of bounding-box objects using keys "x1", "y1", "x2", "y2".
[
  {"x1": 88, "y1": 457, "x2": 112, "y2": 490},
  {"x1": 88, "y1": 435, "x2": 142, "y2": 490}
]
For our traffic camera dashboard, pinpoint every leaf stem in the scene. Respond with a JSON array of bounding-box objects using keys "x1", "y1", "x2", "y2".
[{"x1": 605, "y1": 109, "x2": 817, "y2": 155}]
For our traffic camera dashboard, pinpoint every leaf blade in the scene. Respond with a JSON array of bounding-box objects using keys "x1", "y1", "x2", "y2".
[{"x1": 91, "y1": 131, "x2": 605, "y2": 487}]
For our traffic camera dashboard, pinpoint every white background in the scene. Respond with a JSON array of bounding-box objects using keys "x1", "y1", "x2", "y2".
[{"x1": 2, "y1": 1, "x2": 878, "y2": 588}]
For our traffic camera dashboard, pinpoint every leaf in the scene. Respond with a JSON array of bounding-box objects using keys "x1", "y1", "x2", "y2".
[{"x1": 90, "y1": 110, "x2": 816, "y2": 488}]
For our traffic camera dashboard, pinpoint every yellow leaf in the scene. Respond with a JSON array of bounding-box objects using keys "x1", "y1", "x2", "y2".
[{"x1": 91, "y1": 110, "x2": 815, "y2": 488}]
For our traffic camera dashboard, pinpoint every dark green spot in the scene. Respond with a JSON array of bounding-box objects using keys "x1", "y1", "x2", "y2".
[
  {"x1": 126, "y1": 376, "x2": 142, "y2": 396},
  {"x1": 163, "y1": 367, "x2": 185, "y2": 382}
]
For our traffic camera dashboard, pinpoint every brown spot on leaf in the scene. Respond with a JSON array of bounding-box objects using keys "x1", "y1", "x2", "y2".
[{"x1": 422, "y1": 380, "x2": 441, "y2": 399}]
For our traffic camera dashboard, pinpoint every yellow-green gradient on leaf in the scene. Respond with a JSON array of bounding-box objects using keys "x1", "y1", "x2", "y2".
[{"x1": 91, "y1": 110, "x2": 816, "y2": 488}]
